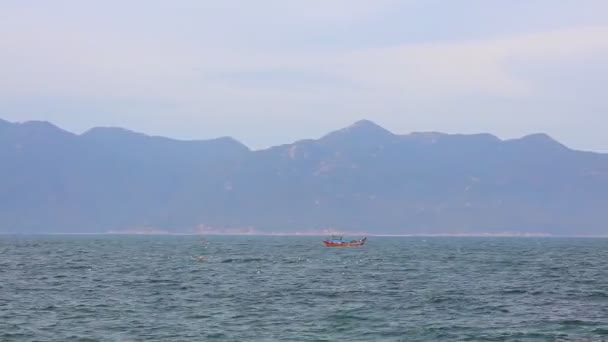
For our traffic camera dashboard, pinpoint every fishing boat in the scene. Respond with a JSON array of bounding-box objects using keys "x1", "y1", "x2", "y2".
[{"x1": 322, "y1": 235, "x2": 367, "y2": 247}]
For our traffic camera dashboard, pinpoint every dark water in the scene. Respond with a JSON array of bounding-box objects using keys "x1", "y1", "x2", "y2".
[{"x1": 1, "y1": 236, "x2": 607, "y2": 341}]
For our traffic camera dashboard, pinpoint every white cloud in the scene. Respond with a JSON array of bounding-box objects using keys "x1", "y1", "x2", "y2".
[{"x1": 6, "y1": 16, "x2": 606, "y2": 99}]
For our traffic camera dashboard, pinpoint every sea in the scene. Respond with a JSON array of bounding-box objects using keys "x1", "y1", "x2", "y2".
[{"x1": 1, "y1": 235, "x2": 607, "y2": 341}]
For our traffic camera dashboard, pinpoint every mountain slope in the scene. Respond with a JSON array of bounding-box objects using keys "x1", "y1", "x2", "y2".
[
  {"x1": 0, "y1": 120, "x2": 250, "y2": 232},
  {"x1": 0, "y1": 118, "x2": 607, "y2": 235}
]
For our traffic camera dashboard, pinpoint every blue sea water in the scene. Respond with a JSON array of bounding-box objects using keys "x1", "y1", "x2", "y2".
[{"x1": 1, "y1": 235, "x2": 607, "y2": 341}]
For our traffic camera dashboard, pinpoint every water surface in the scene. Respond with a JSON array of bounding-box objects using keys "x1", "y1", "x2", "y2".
[{"x1": 1, "y1": 236, "x2": 607, "y2": 341}]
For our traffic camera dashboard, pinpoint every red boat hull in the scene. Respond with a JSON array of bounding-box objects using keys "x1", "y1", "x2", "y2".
[{"x1": 322, "y1": 237, "x2": 367, "y2": 247}]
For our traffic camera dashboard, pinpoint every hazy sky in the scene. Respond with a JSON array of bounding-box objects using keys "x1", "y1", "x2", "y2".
[{"x1": 1, "y1": 1, "x2": 607, "y2": 151}]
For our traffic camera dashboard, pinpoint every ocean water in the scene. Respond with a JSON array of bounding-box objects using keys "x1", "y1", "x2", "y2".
[{"x1": 1, "y1": 235, "x2": 607, "y2": 341}]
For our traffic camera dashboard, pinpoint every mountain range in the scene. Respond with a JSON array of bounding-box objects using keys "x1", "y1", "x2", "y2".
[{"x1": 1, "y1": 118, "x2": 607, "y2": 236}]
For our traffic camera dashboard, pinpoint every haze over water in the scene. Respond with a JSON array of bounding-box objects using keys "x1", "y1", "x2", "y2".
[{"x1": 2, "y1": 235, "x2": 607, "y2": 341}]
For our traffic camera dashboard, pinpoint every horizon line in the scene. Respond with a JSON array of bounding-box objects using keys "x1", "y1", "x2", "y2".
[{"x1": 2, "y1": 232, "x2": 607, "y2": 238}]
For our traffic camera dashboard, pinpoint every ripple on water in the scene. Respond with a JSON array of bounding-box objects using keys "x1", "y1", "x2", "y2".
[{"x1": 1, "y1": 235, "x2": 607, "y2": 341}]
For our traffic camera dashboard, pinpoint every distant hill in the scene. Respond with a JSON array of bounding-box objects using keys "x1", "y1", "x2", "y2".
[{"x1": 1, "y1": 118, "x2": 607, "y2": 236}]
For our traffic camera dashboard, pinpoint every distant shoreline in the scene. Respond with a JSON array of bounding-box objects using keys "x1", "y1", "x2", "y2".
[{"x1": 1, "y1": 232, "x2": 607, "y2": 238}]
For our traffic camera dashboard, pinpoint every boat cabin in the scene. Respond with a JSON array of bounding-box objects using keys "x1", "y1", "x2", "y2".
[{"x1": 328, "y1": 235, "x2": 344, "y2": 243}]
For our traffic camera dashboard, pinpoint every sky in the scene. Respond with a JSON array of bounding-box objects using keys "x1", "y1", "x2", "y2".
[{"x1": 1, "y1": 0, "x2": 607, "y2": 151}]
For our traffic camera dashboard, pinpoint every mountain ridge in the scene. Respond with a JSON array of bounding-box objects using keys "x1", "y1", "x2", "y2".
[
  {"x1": 1, "y1": 117, "x2": 607, "y2": 236},
  {"x1": 0, "y1": 118, "x2": 587, "y2": 153}
]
